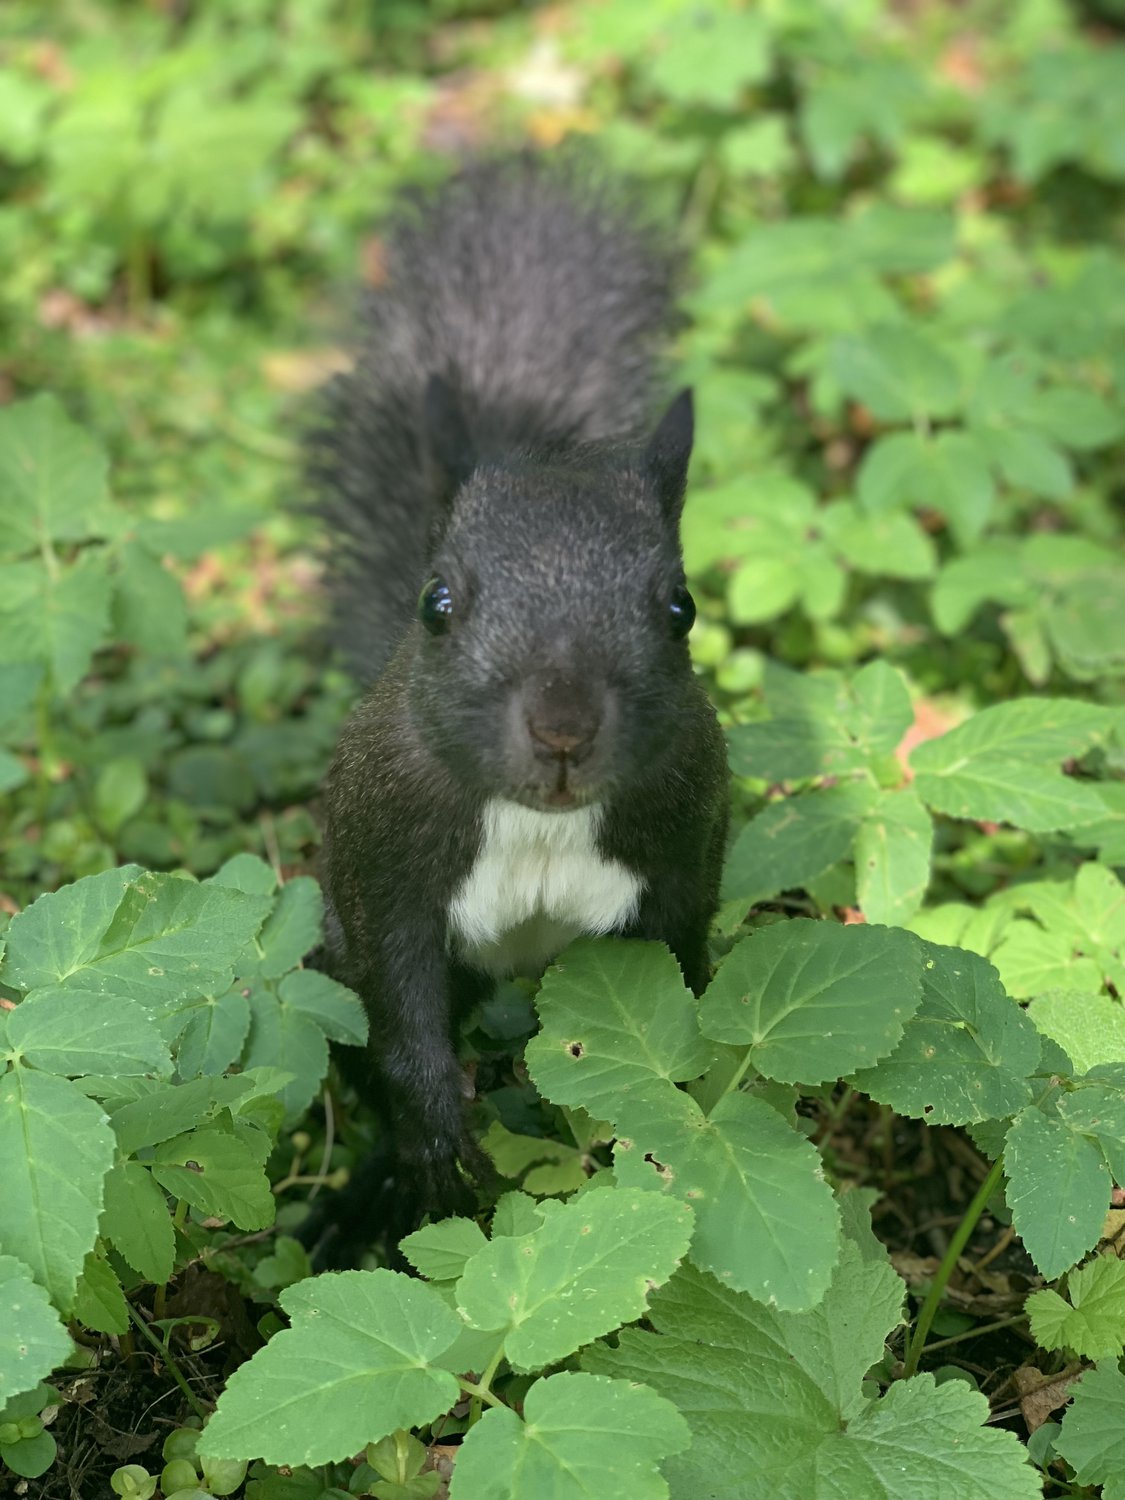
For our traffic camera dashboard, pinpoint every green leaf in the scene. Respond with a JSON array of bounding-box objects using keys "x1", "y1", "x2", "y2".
[
  {"x1": 1058, "y1": 1079, "x2": 1125, "y2": 1181},
  {"x1": 854, "y1": 789, "x2": 933, "y2": 925},
  {"x1": 481, "y1": 1121, "x2": 585, "y2": 1194},
  {"x1": 176, "y1": 986, "x2": 252, "y2": 1078},
  {"x1": 526, "y1": 940, "x2": 711, "y2": 1120},
  {"x1": 727, "y1": 661, "x2": 913, "y2": 784},
  {"x1": 1028, "y1": 991, "x2": 1125, "y2": 1075},
  {"x1": 1027, "y1": 1256, "x2": 1125, "y2": 1358},
  {"x1": 0, "y1": 394, "x2": 115, "y2": 557},
  {"x1": 1, "y1": 867, "x2": 270, "y2": 1005},
  {"x1": 0, "y1": 1425, "x2": 57, "y2": 1479},
  {"x1": 456, "y1": 1187, "x2": 692, "y2": 1371},
  {"x1": 112, "y1": 541, "x2": 188, "y2": 658},
  {"x1": 850, "y1": 944, "x2": 1040, "y2": 1124},
  {"x1": 974, "y1": 424, "x2": 1073, "y2": 500},
  {"x1": 1005, "y1": 1105, "x2": 1108, "y2": 1279},
  {"x1": 990, "y1": 864, "x2": 1125, "y2": 998},
  {"x1": 643, "y1": 7, "x2": 770, "y2": 108},
  {"x1": 211, "y1": 854, "x2": 278, "y2": 898},
  {"x1": 700, "y1": 920, "x2": 923, "y2": 1084},
  {"x1": 276, "y1": 969, "x2": 367, "y2": 1045},
  {"x1": 0, "y1": 1067, "x2": 115, "y2": 1310},
  {"x1": 449, "y1": 1372, "x2": 690, "y2": 1500},
  {"x1": 0, "y1": 554, "x2": 114, "y2": 693},
  {"x1": 910, "y1": 699, "x2": 1112, "y2": 832},
  {"x1": 151, "y1": 1121, "x2": 275, "y2": 1232},
  {"x1": 199, "y1": 1270, "x2": 460, "y2": 1466},
  {"x1": 0, "y1": 1257, "x2": 71, "y2": 1407},
  {"x1": 242, "y1": 989, "x2": 329, "y2": 1120},
  {"x1": 241, "y1": 878, "x2": 323, "y2": 980},
  {"x1": 94, "y1": 757, "x2": 149, "y2": 835},
  {"x1": 857, "y1": 429, "x2": 995, "y2": 545},
  {"x1": 108, "y1": 1076, "x2": 240, "y2": 1156},
  {"x1": 73, "y1": 1251, "x2": 129, "y2": 1335},
  {"x1": 399, "y1": 1218, "x2": 488, "y2": 1283},
  {"x1": 1055, "y1": 1360, "x2": 1125, "y2": 1500},
  {"x1": 0, "y1": 661, "x2": 43, "y2": 733},
  {"x1": 587, "y1": 1246, "x2": 1039, "y2": 1498},
  {"x1": 101, "y1": 1162, "x2": 175, "y2": 1284},
  {"x1": 931, "y1": 546, "x2": 1029, "y2": 635},
  {"x1": 615, "y1": 1084, "x2": 840, "y2": 1309},
  {"x1": 721, "y1": 783, "x2": 878, "y2": 906},
  {"x1": 819, "y1": 503, "x2": 936, "y2": 580},
  {"x1": 832, "y1": 327, "x2": 961, "y2": 423},
  {"x1": 5, "y1": 989, "x2": 171, "y2": 1077}
]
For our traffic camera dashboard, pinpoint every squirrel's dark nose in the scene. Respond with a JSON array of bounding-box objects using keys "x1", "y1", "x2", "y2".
[{"x1": 524, "y1": 676, "x2": 601, "y2": 765}]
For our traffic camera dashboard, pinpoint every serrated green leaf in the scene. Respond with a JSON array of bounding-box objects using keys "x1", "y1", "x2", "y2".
[
  {"x1": 820, "y1": 503, "x2": 937, "y2": 580},
  {"x1": 0, "y1": 661, "x2": 43, "y2": 733},
  {"x1": 176, "y1": 986, "x2": 252, "y2": 1078},
  {"x1": 399, "y1": 1218, "x2": 488, "y2": 1283},
  {"x1": 491, "y1": 1194, "x2": 544, "y2": 1239},
  {"x1": 1, "y1": 867, "x2": 270, "y2": 1005},
  {"x1": 1055, "y1": 1360, "x2": 1125, "y2": 1500},
  {"x1": 974, "y1": 423, "x2": 1073, "y2": 500},
  {"x1": 525, "y1": 940, "x2": 711, "y2": 1120},
  {"x1": 0, "y1": 1068, "x2": 115, "y2": 1310},
  {"x1": 701, "y1": 920, "x2": 923, "y2": 1083},
  {"x1": 449, "y1": 1372, "x2": 690, "y2": 1500},
  {"x1": 727, "y1": 660, "x2": 913, "y2": 784},
  {"x1": 911, "y1": 699, "x2": 1112, "y2": 832},
  {"x1": 151, "y1": 1121, "x2": 274, "y2": 1232},
  {"x1": 857, "y1": 429, "x2": 995, "y2": 545},
  {"x1": 854, "y1": 789, "x2": 933, "y2": 925},
  {"x1": 1058, "y1": 1081, "x2": 1125, "y2": 1181},
  {"x1": 1005, "y1": 1105, "x2": 1108, "y2": 1278},
  {"x1": 73, "y1": 1251, "x2": 128, "y2": 1335},
  {"x1": 6, "y1": 989, "x2": 171, "y2": 1077},
  {"x1": 1028, "y1": 991, "x2": 1125, "y2": 1075},
  {"x1": 587, "y1": 1244, "x2": 1038, "y2": 1499},
  {"x1": 0, "y1": 554, "x2": 114, "y2": 693},
  {"x1": 240, "y1": 878, "x2": 323, "y2": 980},
  {"x1": 833, "y1": 327, "x2": 961, "y2": 423},
  {"x1": 931, "y1": 546, "x2": 1029, "y2": 635},
  {"x1": 108, "y1": 1076, "x2": 237, "y2": 1155},
  {"x1": 615, "y1": 1084, "x2": 840, "y2": 1309},
  {"x1": 991, "y1": 864, "x2": 1125, "y2": 997},
  {"x1": 101, "y1": 1161, "x2": 175, "y2": 1284},
  {"x1": 112, "y1": 540, "x2": 188, "y2": 658},
  {"x1": 644, "y1": 7, "x2": 770, "y2": 108},
  {"x1": 1027, "y1": 1256, "x2": 1125, "y2": 1358},
  {"x1": 0, "y1": 1257, "x2": 71, "y2": 1407},
  {"x1": 199, "y1": 1270, "x2": 460, "y2": 1466},
  {"x1": 850, "y1": 943, "x2": 1039, "y2": 1124},
  {"x1": 456, "y1": 1187, "x2": 691, "y2": 1371},
  {"x1": 0, "y1": 393, "x2": 115, "y2": 556},
  {"x1": 242, "y1": 989, "x2": 328, "y2": 1120},
  {"x1": 211, "y1": 854, "x2": 278, "y2": 897},
  {"x1": 721, "y1": 782, "x2": 878, "y2": 906},
  {"x1": 276, "y1": 969, "x2": 367, "y2": 1045}
]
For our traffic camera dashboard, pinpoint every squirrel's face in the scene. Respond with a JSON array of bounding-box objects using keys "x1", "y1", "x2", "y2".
[{"x1": 407, "y1": 424, "x2": 699, "y2": 812}]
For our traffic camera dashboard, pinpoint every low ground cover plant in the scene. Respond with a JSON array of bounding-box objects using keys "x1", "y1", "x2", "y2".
[{"x1": 1, "y1": 1, "x2": 1124, "y2": 1496}]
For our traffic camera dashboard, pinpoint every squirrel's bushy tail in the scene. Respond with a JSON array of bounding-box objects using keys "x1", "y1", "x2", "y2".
[{"x1": 308, "y1": 154, "x2": 680, "y2": 682}]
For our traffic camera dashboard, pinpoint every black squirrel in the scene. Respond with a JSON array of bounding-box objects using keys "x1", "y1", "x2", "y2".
[{"x1": 306, "y1": 156, "x2": 728, "y2": 1257}]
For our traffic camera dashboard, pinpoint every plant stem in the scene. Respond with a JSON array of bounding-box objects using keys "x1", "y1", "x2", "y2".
[
  {"x1": 465, "y1": 1341, "x2": 507, "y2": 1426},
  {"x1": 901, "y1": 1154, "x2": 1005, "y2": 1378},
  {"x1": 918, "y1": 1312, "x2": 1028, "y2": 1356},
  {"x1": 126, "y1": 1303, "x2": 208, "y2": 1422}
]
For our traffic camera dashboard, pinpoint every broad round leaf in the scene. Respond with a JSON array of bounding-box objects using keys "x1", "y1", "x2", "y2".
[
  {"x1": 850, "y1": 943, "x2": 1040, "y2": 1124},
  {"x1": 456, "y1": 1187, "x2": 692, "y2": 1371},
  {"x1": 701, "y1": 920, "x2": 923, "y2": 1083},
  {"x1": 449, "y1": 1372, "x2": 690, "y2": 1500},
  {"x1": 614, "y1": 1084, "x2": 840, "y2": 1310},
  {"x1": 199, "y1": 1270, "x2": 460, "y2": 1466}
]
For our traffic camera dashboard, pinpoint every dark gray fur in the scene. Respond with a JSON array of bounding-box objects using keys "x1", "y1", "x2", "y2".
[{"x1": 308, "y1": 157, "x2": 728, "y2": 1260}]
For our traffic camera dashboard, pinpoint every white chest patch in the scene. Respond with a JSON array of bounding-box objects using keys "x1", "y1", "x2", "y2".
[{"x1": 448, "y1": 799, "x2": 644, "y2": 978}]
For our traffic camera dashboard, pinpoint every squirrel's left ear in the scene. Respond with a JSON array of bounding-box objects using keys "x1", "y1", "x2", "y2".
[{"x1": 645, "y1": 388, "x2": 694, "y2": 519}]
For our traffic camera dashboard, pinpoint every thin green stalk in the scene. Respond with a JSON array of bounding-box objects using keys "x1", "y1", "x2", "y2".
[
  {"x1": 918, "y1": 1311, "x2": 1028, "y2": 1356},
  {"x1": 901, "y1": 1155, "x2": 1005, "y2": 1378},
  {"x1": 126, "y1": 1303, "x2": 208, "y2": 1422},
  {"x1": 465, "y1": 1341, "x2": 507, "y2": 1426}
]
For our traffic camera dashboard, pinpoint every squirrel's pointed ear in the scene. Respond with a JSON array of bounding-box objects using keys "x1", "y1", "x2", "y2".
[
  {"x1": 645, "y1": 388, "x2": 694, "y2": 518},
  {"x1": 424, "y1": 374, "x2": 476, "y2": 494}
]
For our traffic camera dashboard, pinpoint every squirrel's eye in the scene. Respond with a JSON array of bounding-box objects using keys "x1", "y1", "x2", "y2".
[
  {"x1": 668, "y1": 584, "x2": 695, "y2": 640},
  {"x1": 418, "y1": 575, "x2": 454, "y2": 634}
]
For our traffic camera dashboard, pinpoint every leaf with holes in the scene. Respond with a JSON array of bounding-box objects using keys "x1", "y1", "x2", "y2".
[{"x1": 1005, "y1": 1105, "x2": 1109, "y2": 1279}]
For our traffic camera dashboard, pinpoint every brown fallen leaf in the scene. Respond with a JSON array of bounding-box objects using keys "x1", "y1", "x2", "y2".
[{"x1": 1012, "y1": 1363, "x2": 1083, "y2": 1433}]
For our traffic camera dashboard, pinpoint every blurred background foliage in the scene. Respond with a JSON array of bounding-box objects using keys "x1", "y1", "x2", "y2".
[{"x1": 0, "y1": 0, "x2": 1122, "y2": 912}]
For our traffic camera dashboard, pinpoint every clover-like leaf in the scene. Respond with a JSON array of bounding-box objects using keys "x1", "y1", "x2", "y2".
[{"x1": 199, "y1": 1270, "x2": 461, "y2": 1466}]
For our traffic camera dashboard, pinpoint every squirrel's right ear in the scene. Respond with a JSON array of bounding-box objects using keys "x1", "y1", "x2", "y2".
[
  {"x1": 424, "y1": 374, "x2": 476, "y2": 495},
  {"x1": 645, "y1": 388, "x2": 694, "y2": 519}
]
